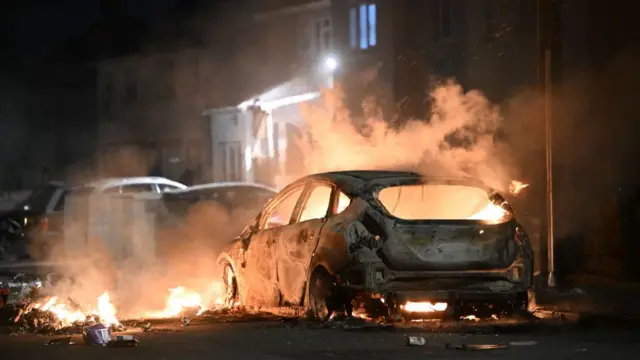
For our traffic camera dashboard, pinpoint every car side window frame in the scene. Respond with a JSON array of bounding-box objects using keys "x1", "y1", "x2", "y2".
[
  {"x1": 293, "y1": 180, "x2": 336, "y2": 224},
  {"x1": 329, "y1": 187, "x2": 352, "y2": 216},
  {"x1": 258, "y1": 182, "x2": 307, "y2": 230}
]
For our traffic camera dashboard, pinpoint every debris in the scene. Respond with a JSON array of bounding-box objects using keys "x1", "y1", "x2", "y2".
[
  {"x1": 45, "y1": 337, "x2": 75, "y2": 346},
  {"x1": 446, "y1": 343, "x2": 509, "y2": 351},
  {"x1": 110, "y1": 323, "x2": 127, "y2": 332},
  {"x1": 405, "y1": 336, "x2": 426, "y2": 346},
  {"x1": 510, "y1": 340, "x2": 538, "y2": 346},
  {"x1": 107, "y1": 335, "x2": 139, "y2": 348},
  {"x1": 569, "y1": 288, "x2": 586, "y2": 295},
  {"x1": 181, "y1": 316, "x2": 191, "y2": 326},
  {"x1": 327, "y1": 317, "x2": 394, "y2": 331},
  {"x1": 82, "y1": 323, "x2": 112, "y2": 346}
]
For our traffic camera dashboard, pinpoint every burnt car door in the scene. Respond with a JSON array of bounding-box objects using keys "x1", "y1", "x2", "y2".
[
  {"x1": 241, "y1": 184, "x2": 305, "y2": 306},
  {"x1": 275, "y1": 181, "x2": 334, "y2": 305}
]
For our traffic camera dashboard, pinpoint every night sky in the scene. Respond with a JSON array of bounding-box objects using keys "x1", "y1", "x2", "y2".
[{"x1": 1, "y1": 0, "x2": 178, "y2": 62}]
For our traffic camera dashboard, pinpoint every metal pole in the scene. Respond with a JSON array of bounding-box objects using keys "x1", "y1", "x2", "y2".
[{"x1": 544, "y1": 48, "x2": 556, "y2": 288}]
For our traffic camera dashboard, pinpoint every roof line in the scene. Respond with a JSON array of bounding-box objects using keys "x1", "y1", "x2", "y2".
[{"x1": 253, "y1": 0, "x2": 330, "y2": 22}]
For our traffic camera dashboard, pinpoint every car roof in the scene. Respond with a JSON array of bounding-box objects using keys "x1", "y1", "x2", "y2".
[
  {"x1": 85, "y1": 177, "x2": 187, "y2": 191},
  {"x1": 291, "y1": 170, "x2": 489, "y2": 196},
  {"x1": 165, "y1": 181, "x2": 277, "y2": 194}
]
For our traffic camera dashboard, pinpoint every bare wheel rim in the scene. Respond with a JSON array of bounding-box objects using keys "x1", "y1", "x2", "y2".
[
  {"x1": 222, "y1": 264, "x2": 238, "y2": 307},
  {"x1": 310, "y1": 271, "x2": 332, "y2": 320}
]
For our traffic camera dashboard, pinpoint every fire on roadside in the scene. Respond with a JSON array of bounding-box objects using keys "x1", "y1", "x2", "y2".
[
  {"x1": 22, "y1": 280, "x2": 227, "y2": 327},
  {"x1": 27, "y1": 291, "x2": 120, "y2": 327}
]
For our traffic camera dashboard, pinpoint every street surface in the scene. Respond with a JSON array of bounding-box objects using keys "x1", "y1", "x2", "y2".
[{"x1": 1, "y1": 315, "x2": 639, "y2": 360}]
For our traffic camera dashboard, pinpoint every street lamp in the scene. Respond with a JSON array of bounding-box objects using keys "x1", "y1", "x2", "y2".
[{"x1": 324, "y1": 55, "x2": 338, "y2": 72}]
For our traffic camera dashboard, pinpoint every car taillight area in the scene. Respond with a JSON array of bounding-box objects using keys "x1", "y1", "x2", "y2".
[{"x1": 38, "y1": 217, "x2": 49, "y2": 233}]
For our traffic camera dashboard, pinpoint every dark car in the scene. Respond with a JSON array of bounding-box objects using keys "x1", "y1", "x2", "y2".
[
  {"x1": 216, "y1": 170, "x2": 534, "y2": 321},
  {"x1": 0, "y1": 182, "x2": 67, "y2": 261},
  {"x1": 0, "y1": 177, "x2": 187, "y2": 261}
]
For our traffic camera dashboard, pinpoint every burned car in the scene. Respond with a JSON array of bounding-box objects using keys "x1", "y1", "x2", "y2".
[{"x1": 216, "y1": 171, "x2": 533, "y2": 321}]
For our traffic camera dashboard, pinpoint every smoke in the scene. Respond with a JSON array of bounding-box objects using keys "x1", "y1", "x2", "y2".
[{"x1": 289, "y1": 78, "x2": 516, "y2": 194}]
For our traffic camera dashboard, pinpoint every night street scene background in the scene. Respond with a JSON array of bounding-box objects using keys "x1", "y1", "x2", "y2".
[{"x1": 2, "y1": 0, "x2": 640, "y2": 359}]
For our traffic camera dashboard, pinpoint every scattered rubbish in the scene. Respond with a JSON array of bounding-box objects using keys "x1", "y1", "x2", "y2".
[
  {"x1": 326, "y1": 317, "x2": 394, "y2": 332},
  {"x1": 111, "y1": 323, "x2": 127, "y2": 332},
  {"x1": 510, "y1": 340, "x2": 538, "y2": 346},
  {"x1": 181, "y1": 316, "x2": 191, "y2": 326},
  {"x1": 83, "y1": 323, "x2": 112, "y2": 346},
  {"x1": 446, "y1": 343, "x2": 509, "y2": 351},
  {"x1": 45, "y1": 336, "x2": 74, "y2": 346},
  {"x1": 405, "y1": 336, "x2": 426, "y2": 346},
  {"x1": 107, "y1": 335, "x2": 139, "y2": 348},
  {"x1": 569, "y1": 288, "x2": 586, "y2": 295}
]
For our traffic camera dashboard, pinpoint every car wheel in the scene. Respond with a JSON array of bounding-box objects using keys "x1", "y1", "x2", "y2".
[
  {"x1": 222, "y1": 263, "x2": 238, "y2": 307},
  {"x1": 308, "y1": 267, "x2": 335, "y2": 321}
]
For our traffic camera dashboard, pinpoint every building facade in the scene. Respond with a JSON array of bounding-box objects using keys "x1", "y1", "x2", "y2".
[
  {"x1": 96, "y1": 49, "x2": 223, "y2": 184},
  {"x1": 204, "y1": 0, "x2": 335, "y2": 188}
]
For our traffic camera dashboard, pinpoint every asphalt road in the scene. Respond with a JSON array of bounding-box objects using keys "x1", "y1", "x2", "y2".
[{"x1": 1, "y1": 315, "x2": 640, "y2": 360}]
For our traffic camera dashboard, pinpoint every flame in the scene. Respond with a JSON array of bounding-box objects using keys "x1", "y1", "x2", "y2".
[
  {"x1": 147, "y1": 286, "x2": 205, "y2": 318},
  {"x1": 402, "y1": 301, "x2": 448, "y2": 313},
  {"x1": 95, "y1": 292, "x2": 119, "y2": 326},
  {"x1": 28, "y1": 292, "x2": 119, "y2": 327},
  {"x1": 509, "y1": 180, "x2": 530, "y2": 195},
  {"x1": 468, "y1": 202, "x2": 510, "y2": 223},
  {"x1": 38, "y1": 296, "x2": 86, "y2": 325},
  {"x1": 461, "y1": 315, "x2": 480, "y2": 321}
]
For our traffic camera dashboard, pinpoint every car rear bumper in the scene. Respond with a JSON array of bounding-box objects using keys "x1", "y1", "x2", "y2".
[{"x1": 340, "y1": 258, "x2": 532, "y2": 303}]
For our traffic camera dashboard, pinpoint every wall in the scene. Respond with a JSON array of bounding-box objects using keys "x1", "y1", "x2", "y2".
[{"x1": 96, "y1": 50, "x2": 215, "y2": 182}]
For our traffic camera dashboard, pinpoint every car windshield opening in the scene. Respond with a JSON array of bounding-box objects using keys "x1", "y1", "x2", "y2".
[{"x1": 377, "y1": 184, "x2": 509, "y2": 222}]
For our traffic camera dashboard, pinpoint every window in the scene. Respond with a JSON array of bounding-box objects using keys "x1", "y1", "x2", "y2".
[
  {"x1": 53, "y1": 190, "x2": 68, "y2": 212},
  {"x1": 349, "y1": 2, "x2": 377, "y2": 50},
  {"x1": 377, "y1": 184, "x2": 510, "y2": 223},
  {"x1": 219, "y1": 141, "x2": 243, "y2": 182},
  {"x1": 336, "y1": 191, "x2": 351, "y2": 214},
  {"x1": 119, "y1": 184, "x2": 155, "y2": 194},
  {"x1": 312, "y1": 17, "x2": 332, "y2": 57},
  {"x1": 433, "y1": 0, "x2": 452, "y2": 41},
  {"x1": 158, "y1": 184, "x2": 182, "y2": 192},
  {"x1": 299, "y1": 185, "x2": 332, "y2": 223},
  {"x1": 263, "y1": 187, "x2": 304, "y2": 229}
]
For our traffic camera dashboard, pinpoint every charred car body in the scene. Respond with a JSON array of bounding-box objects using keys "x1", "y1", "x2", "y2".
[{"x1": 217, "y1": 171, "x2": 533, "y2": 320}]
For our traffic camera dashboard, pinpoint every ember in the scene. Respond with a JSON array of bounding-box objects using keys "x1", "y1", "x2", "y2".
[
  {"x1": 402, "y1": 301, "x2": 448, "y2": 313},
  {"x1": 509, "y1": 180, "x2": 530, "y2": 195}
]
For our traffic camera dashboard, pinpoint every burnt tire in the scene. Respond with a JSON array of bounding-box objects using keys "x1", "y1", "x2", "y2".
[
  {"x1": 221, "y1": 263, "x2": 238, "y2": 307},
  {"x1": 308, "y1": 267, "x2": 336, "y2": 321}
]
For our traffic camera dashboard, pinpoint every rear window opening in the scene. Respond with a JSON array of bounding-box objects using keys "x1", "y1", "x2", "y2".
[{"x1": 377, "y1": 184, "x2": 510, "y2": 223}]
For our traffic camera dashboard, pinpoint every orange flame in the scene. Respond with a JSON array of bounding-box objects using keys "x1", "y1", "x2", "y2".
[
  {"x1": 402, "y1": 301, "x2": 448, "y2": 313},
  {"x1": 468, "y1": 202, "x2": 510, "y2": 223},
  {"x1": 509, "y1": 180, "x2": 530, "y2": 195},
  {"x1": 30, "y1": 291, "x2": 119, "y2": 327}
]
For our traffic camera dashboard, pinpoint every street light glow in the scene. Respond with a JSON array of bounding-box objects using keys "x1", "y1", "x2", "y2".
[{"x1": 324, "y1": 56, "x2": 338, "y2": 71}]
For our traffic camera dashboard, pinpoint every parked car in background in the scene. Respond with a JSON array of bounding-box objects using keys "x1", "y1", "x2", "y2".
[
  {"x1": 216, "y1": 170, "x2": 534, "y2": 321},
  {"x1": 160, "y1": 182, "x2": 276, "y2": 234},
  {"x1": 0, "y1": 177, "x2": 186, "y2": 261}
]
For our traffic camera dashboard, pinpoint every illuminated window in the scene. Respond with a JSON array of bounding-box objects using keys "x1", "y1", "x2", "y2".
[
  {"x1": 336, "y1": 192, "x2": 352, "y2": 214},
  {"x1": 299, "y1": 185, "x2": 332, "y2": 222},
  {"x1": 264, "y1": 187, "x2": 304, "y2": 229},
  {"x1": 349, "y1": 2, "x2": 377, "y2": 50}
]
